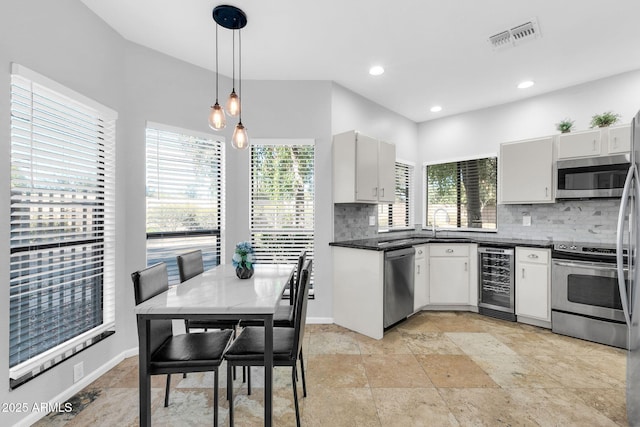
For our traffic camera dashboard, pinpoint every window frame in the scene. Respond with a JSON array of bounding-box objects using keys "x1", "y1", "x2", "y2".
[
  {"x1": 249, "y1": 138, "x2": 315, "y2": 295},
  {"x1": 145, "y1": 122, "x2": 225, "y2": 285},
  {"x1": 378, "y1": 160, "x2": 415, "y2": 232},
  {"x1": 423, "y1": 154, "x2": 498, "y2": 232},
  {"x1": 9, "y1": 63, "x2": 117, "y2": 385}
]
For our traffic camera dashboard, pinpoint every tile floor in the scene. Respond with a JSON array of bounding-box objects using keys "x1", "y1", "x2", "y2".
[{"x1": 33, "y1": 311, "x2": 628, "y2": 426}]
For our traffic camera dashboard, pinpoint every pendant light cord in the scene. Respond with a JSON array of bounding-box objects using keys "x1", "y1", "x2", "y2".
[
  {"x1": 215, "y1": 24, "x2": 219, "y2": 102},
  {"x1": 231, "y1": 30, "x2": 236, "y2": 92},
  {"x1": 238, "y1": 28, "x2": 242, "y2": 121}
]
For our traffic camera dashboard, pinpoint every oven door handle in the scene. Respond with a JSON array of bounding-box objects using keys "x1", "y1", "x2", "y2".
[
  {"x1": 616, "y1": 163, "x2": 637, "y2": 326},
  {"x1": 552, "y1": 260, "x2": 628, "y2": 272}
]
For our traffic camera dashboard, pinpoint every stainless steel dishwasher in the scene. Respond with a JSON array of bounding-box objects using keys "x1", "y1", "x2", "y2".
[{"x1": 383, "y1": 247, "x2": 415, "y2": 328}]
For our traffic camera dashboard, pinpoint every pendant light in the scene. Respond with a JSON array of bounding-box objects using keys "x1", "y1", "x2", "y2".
[
  {"x1": 231, "y1": 27, "x2": 249, "y2": 149},
  {"x1": 208, "y1": 24, "x2": 226, "y2": 130},
  {"x1": 226, "y1": 31, "x2": 240, "y2": 117},
  {"x1": 212, "y1": 5, "x2": 249, "y2": 150}
]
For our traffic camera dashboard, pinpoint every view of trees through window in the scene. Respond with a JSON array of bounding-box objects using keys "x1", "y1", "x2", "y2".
[
  {"x1": 250, "y1": 142, "x2": 314, "y2": 288},
  {"x1": 426, "y1": 157, "x2": 497, "y2": 230}
]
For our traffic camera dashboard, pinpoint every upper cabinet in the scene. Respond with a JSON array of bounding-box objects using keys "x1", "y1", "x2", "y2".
[
  {"x1": 607, "y1": 125, "x2": 632, "y2": 154},
  {"x1": 499, "y1": 137, "x2": 554, "y2": 204},
  {"x1": 333, "y1": 130, "x2": 396, "y2": 203},
  {"x1": 557, "y1": 124, "x2": 630, "y2": 160}
]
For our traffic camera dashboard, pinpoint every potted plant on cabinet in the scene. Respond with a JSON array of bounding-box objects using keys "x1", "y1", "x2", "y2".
[
  {"x1": 590, "y1": 111, "x2": 620, "y2": 128},
  {"x1": 555, "y1": 118, "x2": 574, "y2": 133}
]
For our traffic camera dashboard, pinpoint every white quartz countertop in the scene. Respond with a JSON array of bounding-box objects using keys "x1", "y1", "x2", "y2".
[{"x1": 134, "y1": 263, "x2": 294, "y2": 316}]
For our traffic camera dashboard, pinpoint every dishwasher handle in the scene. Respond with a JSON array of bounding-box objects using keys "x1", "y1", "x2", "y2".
[{"x1": 384, "y1": 247, "x2": 416, "y2": 260}]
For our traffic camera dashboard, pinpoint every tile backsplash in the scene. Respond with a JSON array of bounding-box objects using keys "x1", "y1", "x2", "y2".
[{"x1": 334, "y1": 199, "x2": 623, "y2": 244}]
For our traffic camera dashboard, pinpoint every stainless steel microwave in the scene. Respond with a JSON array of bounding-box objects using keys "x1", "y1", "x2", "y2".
[{"x1": 556, "y1": 154, "x2": 630, "y2": 199}]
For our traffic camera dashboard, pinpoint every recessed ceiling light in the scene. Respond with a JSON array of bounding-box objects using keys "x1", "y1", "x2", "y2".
[
  {"x1": 369, "y1": 65, "x2": 384, "y2": 76},
  {"x1": 430, "y1": 105, "x2": 442, "y2": 113},
  {"x1": 517, "y1": 80, "x2": 535, "y2": 89}
]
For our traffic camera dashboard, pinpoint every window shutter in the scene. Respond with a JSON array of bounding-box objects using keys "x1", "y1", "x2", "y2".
[
  {"x1": 145, "y1": 123, "x2": 224, "y2": 284},
  {"x1": 379, "y1": 161, "x2": 414, "y2": 231},
  {"x1": 250, "y1": 141, "x2": 314, "y2": 288},
  {"x1": 9, "y1": 65, "x2": 117, "y2": 381}
]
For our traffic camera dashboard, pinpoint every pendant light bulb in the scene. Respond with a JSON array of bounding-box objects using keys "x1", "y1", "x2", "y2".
[
  {"x1": 226, "y1": 90, "x2": 240, "y2": 117},
  {"x1": 231, "y1": 121, "x2": 249, "y2": 150},
  {"x1": 208, "y1": 102, "x2": 226, "y2": 130}
]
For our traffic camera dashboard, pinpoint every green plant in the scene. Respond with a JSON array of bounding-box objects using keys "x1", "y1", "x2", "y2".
[
  {"x1": 555, "y1": 118, "x2": 574, "y2": 133},
  {"x1": 590, "y1": 111, "x2": 620, "y2": 128}
]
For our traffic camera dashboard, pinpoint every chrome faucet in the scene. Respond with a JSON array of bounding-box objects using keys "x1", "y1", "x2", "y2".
[{"x1": 432, "y1": 208, "x2": 450, "y2": 238}]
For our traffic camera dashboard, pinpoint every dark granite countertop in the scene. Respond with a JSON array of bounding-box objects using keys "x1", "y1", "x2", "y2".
[{"x1": 329, "y1": 234, "x2": 553, "y2": 251}]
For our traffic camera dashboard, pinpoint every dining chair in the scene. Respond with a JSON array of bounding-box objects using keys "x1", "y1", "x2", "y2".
[
  {"x1": 177, "y1": 249, "x2": 240, "y2": 333},
  {"x1": 132, "y1": 262, "x2": 233, "y2": 426},
  {"x1": 240, "y1": 251, "x2": 306, "y2": 328},
  {"x1": 224, "y1": 259, "x2": 312, "y2": 427}
]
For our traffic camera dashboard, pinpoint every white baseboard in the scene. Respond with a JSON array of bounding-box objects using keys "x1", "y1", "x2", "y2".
[
  {"x1": 307, "y1": 316, "x2": 333, "y2": 324},
  {"x1": 15, "y1": 347, "x2": 138, "y2": 427}
]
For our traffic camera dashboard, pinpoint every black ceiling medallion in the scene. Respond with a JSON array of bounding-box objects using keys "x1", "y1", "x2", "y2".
[{"x1": 212, "y1": 5, "x2": 247, "y2": 30}]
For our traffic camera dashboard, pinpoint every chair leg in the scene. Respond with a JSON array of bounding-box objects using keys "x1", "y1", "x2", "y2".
[
  {"x1": 299, "y1": 350, "x2": 307, "y2": 398},
  {"x1": 247, "y1": 367, "x2": 251, "y2": 395},
  {"x1": 164, "y1": 374, "x2": 171, "y2": 407},
  {"x1": 292, "y1": 367, "x2": 301, "y2": 427},
  {"x1": 227, "y1": 363, "x2": 234, "y2": 426},
  {"x1": 213, "y1": 367, "x2": 219, "y2": 427}
]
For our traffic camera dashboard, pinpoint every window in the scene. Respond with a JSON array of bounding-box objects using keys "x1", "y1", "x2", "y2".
[
  {"x1": 379, "y1": 161, "x2": 414, "y2": 231},
  {"x1": 145, "y1": 123, "x2": 224, "y2": 284},
  {"x1": 9, "y1": 64, "x2": 117, "y2": 385},
  {"x1": 425, "y1": 157, "x2": 497, "y2": 230},
  {"x1": 250, "y1": 140, "x2": 314, "y2": 291}
]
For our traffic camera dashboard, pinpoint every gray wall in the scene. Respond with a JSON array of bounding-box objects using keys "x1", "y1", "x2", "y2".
[
  {"x1": 0, "y1": 1, "x2": 127, "y2": 425},
  {"x1": 0, "y1": 1, "x2": 338, "y2": 424},
  {"x1": 416, "y1": 69, "x2": 640, "y2": 244}
]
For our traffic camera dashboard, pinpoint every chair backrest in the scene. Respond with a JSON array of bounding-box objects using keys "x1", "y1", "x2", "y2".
[
  {"x1": 177, "y1": 249, "x2": 204, "y2": 283},
  {"x1": 131, "y1": 262, "x2": 173, "y2": 354},
  {"x1": 289, "y1": 251, "x2": 307, "y2": 306},
  {"x1": 292, "y1": 259, "x2": 312, "y2": 360}
]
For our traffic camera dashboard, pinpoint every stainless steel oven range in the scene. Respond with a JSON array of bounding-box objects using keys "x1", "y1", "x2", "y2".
[{"x1": 551, "y1": 242, "x2": 629, "y2": 348}]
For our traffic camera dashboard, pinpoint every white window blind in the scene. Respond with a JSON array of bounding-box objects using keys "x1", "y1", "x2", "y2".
[
  {"x1": 250, "y1": 140, "x2": 314, "y2": 289},
  {"x1": 425, "y1": 156, "x2": 497, "y2": 230},
  {"x1": 146, "y1": 123, "x2": 224, "y2": 284},
  {"x1": 9, "y1": 64, "x2": 117, "y2": 383},
  {"x1": 379, "y1": 161, "x2": 414, "y2": 231}
]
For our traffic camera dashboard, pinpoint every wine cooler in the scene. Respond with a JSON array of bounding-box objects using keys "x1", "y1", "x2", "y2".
[{"x1": 478, "y1": 247, "x2": 515, "y2": 321}]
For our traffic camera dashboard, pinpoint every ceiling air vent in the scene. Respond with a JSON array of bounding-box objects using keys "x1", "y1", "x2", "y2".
[{"x1": 489, "y1": 18, "x2": 541, "y2": 50}]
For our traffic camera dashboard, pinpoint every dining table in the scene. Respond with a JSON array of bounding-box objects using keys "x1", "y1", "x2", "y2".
[{"x1": 134, "y1": 263, "x2": 295, "y2": 427}]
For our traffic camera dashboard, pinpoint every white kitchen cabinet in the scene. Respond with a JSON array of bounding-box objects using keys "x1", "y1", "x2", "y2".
[
  {"x1": 414, "y1": 245, "x2": 428, "y2": 311},
  {"x1": 557, "y1": 124, "x2": 630, "y2": 159},
  {"x1": 515, "y1": 247, "x2": 551, "y2": 325},
  {"x1": 428, "y1": 244, "x2": 476, "y2": 306},
  {"x1": 499, "y1": 137, "x2": 554, "y2": 204},
  {"x1": 333, "y1": 130, "x2": 396, "y2": 203},
  {"x1": 606, "y1": 124, "x2": 631, "y2": 154},
  {"x1": 332, "y1": 246, "x2": 385, "y2": 339},
  {"x1": 557, "y1": 129, "x2": 601, "y2": 159}
]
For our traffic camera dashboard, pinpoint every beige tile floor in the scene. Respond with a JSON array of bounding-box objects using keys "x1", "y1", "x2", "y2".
[{"x1": 33, "y1": 311, "x2": 628, "y2": 426}]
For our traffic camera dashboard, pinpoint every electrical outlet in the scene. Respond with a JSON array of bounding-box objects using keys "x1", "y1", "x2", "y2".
[
  {"x1": 522, "y1": 214, "x2": 531, "y2": 226},
  {"x1": 73, "y1": 362, "x2": 84, "y2": 383},
  {"x1": 369, "y1": 215, "x2": 376, "y2": 226}
]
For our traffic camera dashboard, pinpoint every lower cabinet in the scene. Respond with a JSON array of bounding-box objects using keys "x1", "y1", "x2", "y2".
[
  {"x1": 332, "y1": 246, "x2": 385, "y2": 339},
  {"x1": 428, "y1": 244, "x2": 477, "y2": 306},
  {"x1": 515, "y1": 247, "x2": 551, "y2": 324},
  {"x1": 414, "y1": 245, "x2": 428, "y2": 310}
]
